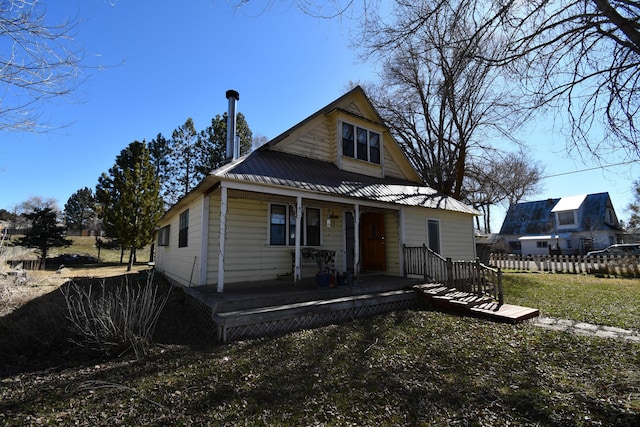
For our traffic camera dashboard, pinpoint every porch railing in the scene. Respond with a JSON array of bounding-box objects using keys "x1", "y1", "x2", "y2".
[{"x1": 403, "y1": 244, "x2": 503, "y2": 305}]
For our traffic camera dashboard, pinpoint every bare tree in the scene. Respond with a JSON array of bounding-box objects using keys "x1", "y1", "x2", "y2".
[
  {"x1": 1, "y1": 0, "x2": 83, "y2": 133},
  {"x1": 466, "y1": 151, "x2": 545, "y2": 233},
  {"x1": 482, "y1": 0, "x2": 640, "y2": 159},
  {"x1": 361, "y1": 0, "x2": 526, "y2": 198}
]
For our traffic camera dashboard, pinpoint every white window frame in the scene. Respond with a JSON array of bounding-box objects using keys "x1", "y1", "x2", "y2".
[
  {"x1": 426, "y1": 218, "x2": 441, "y2": 254},
  {"x1": 341, "y1": 121, "x2": 381, "y2": 165},
  {"x1": 178, "y1": 209, "x2": 189, "y2": 248},
  {"x1": 556, "y1": 210, "x2": 576, "y2": 227},
  {"x1": 158, "y1": 225, "x2": 170, "y2": 246},
  {"x1": 268, "y1": 203, "x2": 322, "y2": 246}
]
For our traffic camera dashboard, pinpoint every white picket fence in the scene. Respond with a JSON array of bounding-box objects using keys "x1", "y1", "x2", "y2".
[{"x1": 489, "y1": 253, "x2": 640, "y2": 277}]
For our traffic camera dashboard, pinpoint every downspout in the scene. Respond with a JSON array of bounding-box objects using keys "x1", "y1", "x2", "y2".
[
  {"x1": 294, "y1": 196, "x2": 302, "y2": 283},
  {"x1": 199, "y1": 193, "x2": 210, "y2": 286},
  {"x1": 217, "y1": 185, "x2": 228, "y2": 292}
]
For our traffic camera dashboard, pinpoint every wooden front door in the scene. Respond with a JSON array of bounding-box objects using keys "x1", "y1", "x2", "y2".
[{"x1": 361, "y1": 212, "x2": 386, "y2": 271}]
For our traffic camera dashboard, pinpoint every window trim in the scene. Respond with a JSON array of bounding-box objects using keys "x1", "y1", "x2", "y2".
[
  {"x1": 427, "y1": 218, "x2": 441, "y2": 254},
  {"x1": 178, "y1": 209, "x2": 189, "y2": 248},
  {"x1": 341, "y1": 121, "x2": 382, "y2": 165},
  {"x1": 158, "y1": 225, "x2": 170, "y2": 246},
  {"x1": 556, "y1": 210, "x2": 576, "y2": 227},
  {"x1": 268, "y1": 203, "x2": 322, "y2": 247}
]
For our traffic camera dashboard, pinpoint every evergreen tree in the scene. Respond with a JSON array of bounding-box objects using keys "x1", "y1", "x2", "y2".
[
  {"x1": 64, "y1": 187, "x2": 97, "y2": 234},
  {"x1": 194, "y1": 112, "x2": 253, "y2": 182},
  {"x1": 163, "y1": 114, "x2": 254, "y2": 206},
  {"x1": 16, "y1": 207, "x2": 72, "y2": 268},
  {"x1": 96, "y1": 141, "x2": 163, "y2": 271},
  {"x1": 148, "y1": 133, "x2": 172, "y2": 208},
  {"x1": 166, "y1": 118, "x2": 198, "y2": 206}
]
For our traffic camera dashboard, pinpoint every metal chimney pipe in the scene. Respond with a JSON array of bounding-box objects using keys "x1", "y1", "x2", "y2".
[{"x1": 225, "y1": 89, "x2": 240, "y2": 162}]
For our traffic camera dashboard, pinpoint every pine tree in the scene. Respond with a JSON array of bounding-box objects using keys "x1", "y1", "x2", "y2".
[
  {"x1": 148, "y1": 133, "x2": 172, "y2": 207},
  {"x1": 16, "y1": 207, "x2": 72, "y2": 269},
  {"x1": 194, "y1": 112, "x2": 253, "y2": 182},
  {"x1": 64, "y1": 187, "x2": 97, "y2": 234},
  {"x1": 96, "y1": 141, "x2": 164, "y2": 271},
  {"x1": 167, "y1": 118, "x2": 198, "y2": 205}
]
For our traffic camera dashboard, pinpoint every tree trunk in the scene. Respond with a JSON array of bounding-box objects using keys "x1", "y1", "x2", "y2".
[{"x1": 127, "y1": 246, "x2": 136, "y2": 271}]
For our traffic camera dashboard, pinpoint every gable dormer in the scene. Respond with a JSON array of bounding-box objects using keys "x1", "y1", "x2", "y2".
[
  {"x1": 267, "y1": 86, "x2": 423, "y2": 184},
  {"x1": 551, "y1": 194, "x2": 586, "y2": 230}
]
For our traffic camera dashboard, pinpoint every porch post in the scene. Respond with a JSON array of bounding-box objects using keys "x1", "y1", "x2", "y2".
[
  {"x1": 199, "y1": 193, "x2": 209, "y2": 286},
  {"x1": 294, "y1": 196, "x2": 302, "y2": 283},
  {"x1": 354, "y1": 203, "x2": 360, "y2": 275},
  {"x1": 217, "y1": 186, "x2": 227, "y2": 293}
]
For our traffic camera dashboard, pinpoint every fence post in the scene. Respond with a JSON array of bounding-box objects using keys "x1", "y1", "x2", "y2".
[
  {"x1": 422, "y1": 244, "x2": 428, "y2": 281},
  {"x1": 475, "y1": 258, "x2": 482, "y2": 296},
  {"x1": 497, "y1": 268, "x2": 504, "y2": 305},
  {"x1": 402, "y1": 244, "x2": 407, "y2": 278},
  {"x1": 446, "y1": 257, "x2": 453, "y2": 287}
]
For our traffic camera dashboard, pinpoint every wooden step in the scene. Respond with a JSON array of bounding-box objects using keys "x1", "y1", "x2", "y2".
[{"x1": 412, "y1": 282, "x2": 539, "y2": 323}]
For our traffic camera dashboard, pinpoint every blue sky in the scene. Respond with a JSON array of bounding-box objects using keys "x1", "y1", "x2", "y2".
[{"x1": 1, "y1": 0, "x2": 638, "y2": 232}]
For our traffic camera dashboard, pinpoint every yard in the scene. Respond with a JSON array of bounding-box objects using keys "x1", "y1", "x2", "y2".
[{"x1": 0, "y1": 250, "x2": 638, "y2": 424}]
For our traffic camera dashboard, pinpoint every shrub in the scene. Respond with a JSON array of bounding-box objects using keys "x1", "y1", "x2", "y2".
[{"x1": 62, "y1": 271, "x2": 171, "y2": 359}]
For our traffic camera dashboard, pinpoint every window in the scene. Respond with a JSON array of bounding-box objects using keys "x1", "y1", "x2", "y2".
[
  {"x1": 305, "y1": 208, "x2": 321, "y2": 246},
  {"x1": 270, "y1": 204, "x2": 287, "y2": 245},
  {"x1": 536, "y1": 241, "x2": 548, "y2": 248},
  {"x1": 427, "y1": 219, "x2": 441, "y2": 254},
  {"x1": 357, "y1": 127, "x2": 368, "y2": 161},
  {"x1": 179, "y1": 210, "x2": 189, "y2": 248},
  {"x1": 269, "y1": 204, "x2": 321, "y2": 246},
  {"x1": 342, "y1": 123, "x2": 355, "y2": 158},
  {"x1": 341, "y1": 122, "x2": 381, "y2": 164},
  {"x1": 557, "y1": 211, "x2": 575, "y2": 226},
  {"x1": 158, "y1": 225, "x2": 170, "y2": 246}
]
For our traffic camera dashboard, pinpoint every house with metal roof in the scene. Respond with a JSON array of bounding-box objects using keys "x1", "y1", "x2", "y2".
[
  {"x1": 497, "y1": 192, "x2": 623, "y2": 256},
  {"x1": 153, "y1": 86, "x2": 479, "y2": 292}
]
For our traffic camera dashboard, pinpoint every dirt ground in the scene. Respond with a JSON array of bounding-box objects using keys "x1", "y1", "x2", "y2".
[{"x1": 0, "y1": 264, "x2": 151, "y2": 317}]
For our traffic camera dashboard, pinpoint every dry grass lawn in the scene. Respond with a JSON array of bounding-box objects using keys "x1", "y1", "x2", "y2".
[{"x1": 0, "y1": 241, "x2": 638, "y2": 425}]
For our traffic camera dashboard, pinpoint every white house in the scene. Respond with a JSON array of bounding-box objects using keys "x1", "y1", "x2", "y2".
[{"x1": 154, "y1": 87, "x2": 479, "y2": 292}]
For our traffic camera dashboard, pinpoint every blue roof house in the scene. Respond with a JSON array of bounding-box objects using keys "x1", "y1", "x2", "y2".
[{"x1": 498, "y1": 193, "x2": 623, "y2": 255}]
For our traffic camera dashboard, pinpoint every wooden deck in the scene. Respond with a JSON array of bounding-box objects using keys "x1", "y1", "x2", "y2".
[
  {"x1": 177, "y1": 276, "x2": 538, "y2": 342},
  {"x1": 412, "y1": 283, "x2": 539, "y2": 323}
]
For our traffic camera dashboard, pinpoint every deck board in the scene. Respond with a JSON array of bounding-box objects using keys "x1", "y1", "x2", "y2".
[{"x1": 413, "y1": 283, "x2": 539, "y2": 323}]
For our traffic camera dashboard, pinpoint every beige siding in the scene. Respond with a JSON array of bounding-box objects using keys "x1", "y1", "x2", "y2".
[
  {"x1": 155, "y1": 196, "x2": 203, "y2": 287},
  {"x1": 340, "y1": 156, "x2": 384, "y2": 178},
  {"x1": 382, "y1": 144, "x2": 407, "y2": 180},
  {"x1": 403, "y1": 207, "x2": 476, "y2": 261},
  {"x1": 384, "y1": 211, "x2": 401, "y2": 276},
  {"x1": 272, "y1": 118, "x2": 333, "y2": 162},
  {"x1": 208, "y1": 196, "x2": 347, "y2": 285}
]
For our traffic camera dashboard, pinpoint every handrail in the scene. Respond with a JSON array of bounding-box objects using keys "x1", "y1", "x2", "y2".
[{"x1": 403, "y1": 244, "x2": 503, "y2": 305}]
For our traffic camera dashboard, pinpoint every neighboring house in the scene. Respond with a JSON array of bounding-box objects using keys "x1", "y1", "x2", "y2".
[
  {"x1": 498, "y1": 193, "x2": 623, "y2": 256},
  {"x1": 154, "y1": 87, "x2": 479, "y2": 292}
]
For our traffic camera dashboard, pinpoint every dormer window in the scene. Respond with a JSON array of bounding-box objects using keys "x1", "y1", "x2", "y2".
[
  {"x1": 342, "y1": 122, "x2": 381, "y2": 164},
  {"x1": 557, "y1": 211, "x2": 576, "y2": 226}
]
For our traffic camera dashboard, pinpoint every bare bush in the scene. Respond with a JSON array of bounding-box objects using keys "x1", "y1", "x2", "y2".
[{"x1": 62, "y1": 272, "x2": 172, "y2": 359}]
